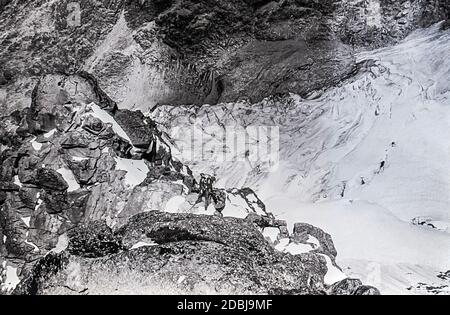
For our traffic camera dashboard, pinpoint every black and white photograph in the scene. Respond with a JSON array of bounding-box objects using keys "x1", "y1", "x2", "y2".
[{"x1": 0, "y1": 0, "x2": 449, "y2": 298}]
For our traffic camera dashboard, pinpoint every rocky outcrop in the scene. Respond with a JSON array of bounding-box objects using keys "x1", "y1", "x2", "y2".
[
  {"x1": 12, "y1": 211, "x2": 379, "y2": 295},
  {"x1": 292, "y1": 223, "x2": 338, "y2": 262},
  {"x1": 329, "y1": 278, "x2": 381, "y2": 295},
  {"x1": 0, "y1": 73, "x2": 181, "y2": 266}
]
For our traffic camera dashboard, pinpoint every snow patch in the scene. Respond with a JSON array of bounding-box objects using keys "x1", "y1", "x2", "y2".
[
  {"x1": 50, "y1": 234, "x2": 69, "y2": 254},
  {"x1": 21, "y1": 216, "x2": 31, "y2": 228},
  {"x1": 30, "y1": 137, "x2": 42, "y2": 151},
  {"x1": 44, "y1": 129, "x2": 56, "y2": 138},
  {"x1": 131, "y1": 241, "x2": 157, "y2": 250},
  {"x1": 1, "y1": 265, "x2": 20, "y2": 292},
  {"x1": 72, "y1": 156, "x2": 89, "y2": 161},
  {"x1": 165, "y1": 196, "x2": 186, "y2": 213},
  {"x1": 307, "y1": 235, "x2": 321, "y2": 249},
  {"x1": 114, "y1": 157, "x2": 149, "y2": 188},
  {"x1": 221, "y1": 193, "x2": 253, "y2": 218},
  {"x1": 262, "y1": 227, "x2": 280, "y2": 244},
  {"x1": 321, "y1": 254, "x2": 347, "y2": 285},
  {"x1": 57, "y1": 167, "x2": 80, "y2": 192},
  {"x1": 13, "y1": 176, "x2": 22, "y2": 187},
  {"x1": 35, "y1": 197, "x2": 43, "y2": 211}
]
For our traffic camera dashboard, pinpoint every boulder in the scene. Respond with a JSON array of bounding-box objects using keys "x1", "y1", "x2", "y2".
[
  {"x1": 116, "y1": 211, "x2": 274, "y2": 255},
  {"x1": 25, "y1": 168, "x2": 68, "y2": 192},
  {"x1": 329, "y1": 278, "x2": 363, "y2": 295},
  {"x1": 114, "y1": 109, "x2": 157, "y2": 149},
  {"x1": 293, "y1": 222, "x2": 338, "y2": 260},
  {"x1": 353, "y1": 285, "x2": 381, "y2": 295}
]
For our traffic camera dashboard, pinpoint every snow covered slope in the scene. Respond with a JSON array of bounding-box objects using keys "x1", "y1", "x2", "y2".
[{"x1": 152, "y1": 23, "x2": 450, "y2": 294}]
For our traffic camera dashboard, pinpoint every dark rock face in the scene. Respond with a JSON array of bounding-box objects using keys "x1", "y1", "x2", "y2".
[
  {"x1": 293, "y1": 222, "x2": 338, "y2": 261},
  {"x1": 353, "y1": 285, "x2": 381, "y2": 295},
  {"x1": 218, "y1": 39, "x2": 355, "y2": 102},
  {"x1": 0, "y1": 0, "x2": 11, "y2": 11},
  {"x1": 114, "y1": 109, "x2": 157, "y2": 149},
  {"x1": 26, "y1": 168, "x2": 69, "y2": 192},
  {"x1": 330, "y1": 278, "x2": 364, "y2": 295},
  {"x1": 1, "y1": 0, "x2": 447, "y2": 111},
  {"x1": 68, "y1": 221, "x2": 122, "y2": 258},
  {"x1": 329, "y1": 278, "x2": 380, "y2": 295},
  {"x1": 12, "y1": 253, "x2": 70, "y2": 296},
  {"x1": 0, "y1": 73, "x2": 191, "y2": 264},
  {"x1": 336, "y1": 0, "x2": 449, "y2": 47}
]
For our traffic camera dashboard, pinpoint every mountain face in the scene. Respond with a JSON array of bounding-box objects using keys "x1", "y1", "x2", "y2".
[
  {"x1": 0, "y1": 0, "x2": 449, "y2": 295},
  {"x1": 0, "y1": 0, "x2": 448, "y2": 111}
]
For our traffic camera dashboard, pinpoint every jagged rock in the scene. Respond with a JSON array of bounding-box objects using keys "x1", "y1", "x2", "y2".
[
  {"x1": 13, "y1": 253, "x2": 70, "y2": 296},
  {"x1": 41, "y1": 190, "x2": 68, "y2": 215},
  {"x1": 61, "y1": 132, "x2": 91, "y2": 149},
  {"x1": 63, "y1": 191, "x2": 90, "y2": 224},
  {"x1": 0, "y1": 201, "x2": 34, "y2": 258},
  {"x1": 329, "y1": 278, "x2": 381, "y2": 295},
  {"x1": 353, "y1": 285, "x2": 381, "y2": 295},
  {"x1": 279, "y1": 226, "x2": 290, "y2": 239},
  {"x1": 329, "y1": 278, "x2": 363, "y2": 295},
  {"x1": 143, "y1": 165, "x2": 184, "y2": 184},
  {"x1": 114, "y1": 109, "x2": 157, "y2": 149},
  {"x1": 441, "y1": 19, "x2": 450, "y2": 30},
  {"x1": 67, "y1": 221, "x2": 122, "y2": 258},
  {"x1": 292, "y1": 222, "x2": 338, "y2": 260},
  {"x1": 31, "y1": 207, "x2": 67, "y2": 251},
  {"x1": 66, "y1": 153, "x2": 116, "y2": 186},
  {"x1": 227, "y1": 187, "x2": 267, "y2": 214},
  {"x1": 81, "y1": 115, "x2": 105, "y2": 136},
  {"x1": 113, "y1": 181, "x2": 185, "y2": 226},
  {"x1": 24, "y1": 168, "x2": 68, "y2": 192},
  {"x1": 246, "y1": 213, "x2": 273, "y2": 228}
]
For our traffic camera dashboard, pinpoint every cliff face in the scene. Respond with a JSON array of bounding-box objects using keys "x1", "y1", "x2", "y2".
[{"x1": 0, "y1": 0, "x2": 448, "y2": 113}]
